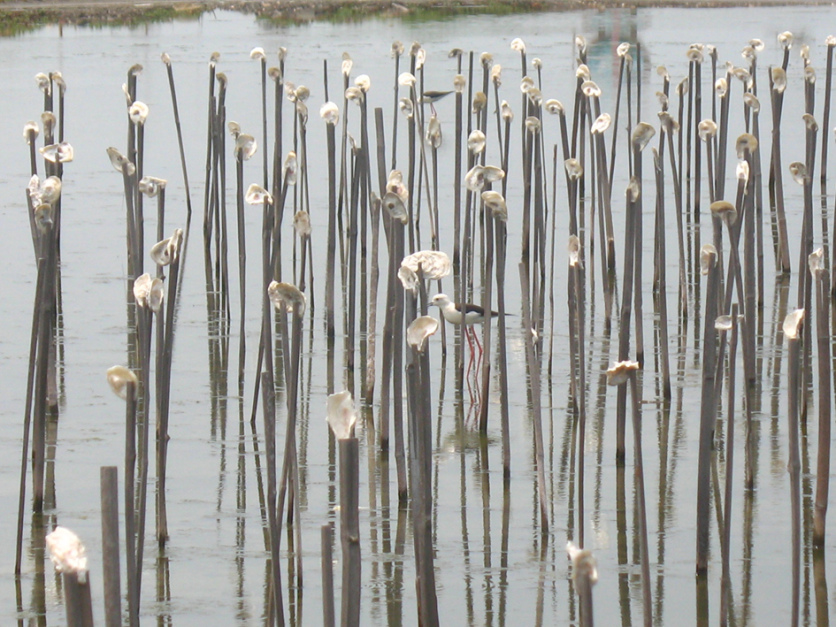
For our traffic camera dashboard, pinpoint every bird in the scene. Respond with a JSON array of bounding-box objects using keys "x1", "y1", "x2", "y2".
[
  {"x1": 431, "y1": 293, "x2": 498, "y2": 327},
  {"x1": 431, "y1": 293, "x2": 505, "y2": 355},
  {"x1": 421, "y1": 90, "x2": 453, "y2": 115}
]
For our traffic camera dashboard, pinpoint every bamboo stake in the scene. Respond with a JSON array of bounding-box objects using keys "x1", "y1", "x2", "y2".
[
  {"x1": 769, "y1": 66, "x2": 791, "y2": 272},
  {"x1": 234, "y1": 132, "x2": 253, "y2": 396},
  {"x1": 406, "y1": 312, "x2": 440, "y2": 626},
  {"x1": 104, "y1": 371, "x2": 139, "y2": 627},
  {"x1": 453, "y1": 74, "x2": 465, "y2": 389},
  {"x1": 784, "y1": 308, "x2": 804, "y2": 627},
  {"x1": 32, "y1": 208, "x2": 57, "y2": 512},
  {"x1": 823, "y1": 39, "x2": 835, "y2": 264},
  {"x1": 632, "y1": 124, "x2": 654, "y2": 367},
  {"x1": 695, "y1": 244, "x2": 719, "y2": 575},
  {"x1": 810, "y1": 253, "x2": 830, "y2": 547},
  {"x1": 46, "y1": 527, "x2": 94, "y2": 627},
  {"x1": 326, "y1": 391, "x2": 361, "y2": 627},
  {"x1": 493, "y1": 195, "x2": 511, "y2": 479},
  {"x1": 324, "y1": 104, "x2": 338, "y2": 343},
  {"x1": 615, "y1": 172, "x2": 643, "y2": 463},
  {"x1": 609, "y1": 44, "x2": 629, "y2": 186},
  {"x1": 652, "y1": 146, "x2": 672, "y2": 399},
  {"x1": 567, "y1": 543, "x2": 597, "y2": 627},
  {"x1": 100, "y1": 466, "x2": 122, "y2": 627},
  {"x1": 15, "y1": 254, "x2": 45, "y2": 574},
  {"x1": 569, "y1": 235, "x2": 586, "y2": 544}
]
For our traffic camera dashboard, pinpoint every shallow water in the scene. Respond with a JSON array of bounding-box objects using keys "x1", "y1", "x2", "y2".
[{"x1": 1, "y1": 6, "x2": 836, "y2": 625}]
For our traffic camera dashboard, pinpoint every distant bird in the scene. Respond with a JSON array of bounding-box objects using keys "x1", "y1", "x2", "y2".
[
  {"x1": 421, "y1": 90, "x2": 453, "y2": 115},
  {"x1": 431, "y1": 293, "x2": 502, "y2": 356}
]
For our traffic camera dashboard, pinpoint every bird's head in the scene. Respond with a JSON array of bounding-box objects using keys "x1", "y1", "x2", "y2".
[{"x1": 431, "y1": 293, "x2": 450, "y2": 308}]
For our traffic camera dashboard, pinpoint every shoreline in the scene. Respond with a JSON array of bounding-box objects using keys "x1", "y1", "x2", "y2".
[{"x1": 0, "y1": 0, "x2": 831, "y2": 31}]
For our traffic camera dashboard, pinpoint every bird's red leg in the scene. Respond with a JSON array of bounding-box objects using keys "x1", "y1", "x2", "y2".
[{"x1": 473, "y1": 327, "x2": 483, "y2": 358}]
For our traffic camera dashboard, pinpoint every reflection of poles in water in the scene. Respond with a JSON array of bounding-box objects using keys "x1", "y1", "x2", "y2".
[
  {"x1": 610, "y1": 361, "x2": 651, "y2": 626},
  {"x1": 719, "y1": 307, "x2": 738, "y2": 627},
  {"x1": 260, "y1": 366, "x2": 283, "y2": 626},
  {"x1": 615, "y1": 462, "x2": 631, "y2": 625},
  {"x1": 364, "y1": 403, "x2": 380, "y2": 624},
  {"x1": 273, "y1": 281, "x2": 306, "y2": 620},
  {"x1": 653, "y1": 392, "x2": 674, "y2": 621},
  {"x1": 498, "y1": 482, "x2": 511, "y2": 624},
  {"x1": 813, "y1": 546, "x2": 830, "y2": 627},
  {"x1": 453, "y1": 401, "x2": 476, "y2": 625},
  {"x1": 479, "y1": 436, "x2": 493, "y2": 625},
  {"x1": 519, "y1": 262, "x2": 548, "y2": 532},
  {"x1": 257, "y1": 186, "x2": 283, "y2": 622},
  {"x1": 155, "y1": 553, "x2": 172, "y2": 627}
]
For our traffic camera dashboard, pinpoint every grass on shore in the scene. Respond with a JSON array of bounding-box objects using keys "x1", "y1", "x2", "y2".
[{"x1": 0, "y1": 3, "x2": 207, "y2": 36}]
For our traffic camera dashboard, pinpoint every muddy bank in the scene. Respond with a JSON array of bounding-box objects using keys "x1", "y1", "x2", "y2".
[{"x1": 0, "y1": 0, "x2": 827, "y2": 33}]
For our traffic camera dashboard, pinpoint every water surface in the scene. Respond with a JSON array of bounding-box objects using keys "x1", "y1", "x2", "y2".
[{"x1": 1, "y1": 6, "x2": 835, "y2": 625}]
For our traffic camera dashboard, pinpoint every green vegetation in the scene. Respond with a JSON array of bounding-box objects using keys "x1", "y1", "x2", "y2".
[
  {"x1": 259, "y1": 0, "x2": 549, "y2": 27},
  {"x1": 0, "y1": 4, "x2": 207, "y2": 37},
  {"x1": 0, "y1": 0, "x2": 555, "y2": 36}
]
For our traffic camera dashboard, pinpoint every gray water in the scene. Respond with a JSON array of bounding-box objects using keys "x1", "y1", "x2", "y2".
[{"x1": 1, "y1": 6, "x2": 835, "y2": 625}]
